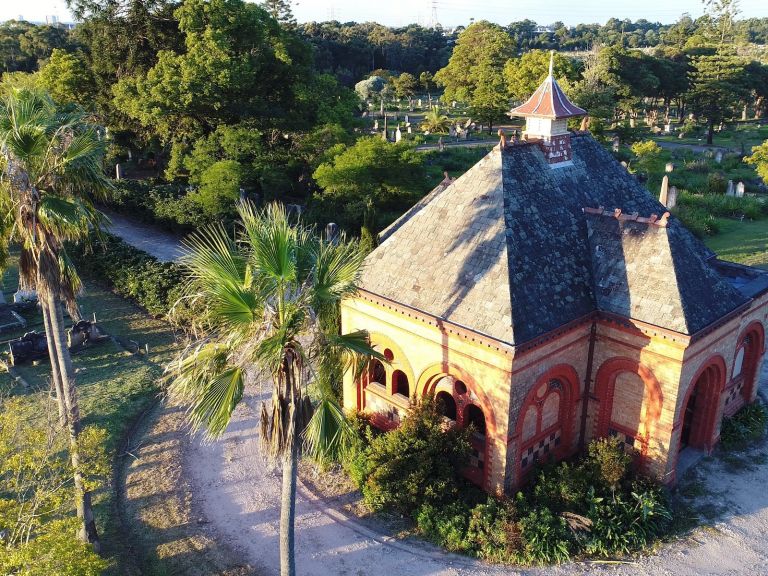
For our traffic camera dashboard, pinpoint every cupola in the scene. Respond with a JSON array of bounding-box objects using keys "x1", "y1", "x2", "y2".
[{"x1": 509, "y1": 52, "x2": 586, "y2": 165}]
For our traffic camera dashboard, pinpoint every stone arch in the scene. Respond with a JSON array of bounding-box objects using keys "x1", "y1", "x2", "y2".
[
  {"x1": 416, "y1": 363, "x2": 497, "y2": 489},
  {"x1": 733, "y1": 321, "x2": 765, "y2": 405},
  {"x1": 678, "y1": 355, "x2": 726, "y2": 452},
  {"x1": 513, "y1": 364, "x2": 580, "y2": 481},
  {"x1": 594, "y1": 357, "x2": 663, "y2": 459},
  {"x1": 416, "y1": 363, "x2": 497, "y2": 438},
  {"x1": 364, "y1": 332, "x2": 416, "y2": 396}
]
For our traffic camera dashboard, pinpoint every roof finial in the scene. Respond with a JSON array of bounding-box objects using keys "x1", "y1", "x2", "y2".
[{"x1": 548, "y1": 50, "x2": 554, "y2": 77}]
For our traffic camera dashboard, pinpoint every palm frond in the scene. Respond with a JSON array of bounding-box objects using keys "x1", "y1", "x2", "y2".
[
  {"x1": 166, "y1": 342, "x2": 245, "y2": 439},
  {"x1": 36, "y1": 195, "x2": 93, "y2": 242},
  {"x1": 324, "y1": 330, "x2": 385, "y2": 382},
  {"x1": 311, "y1": 235, "x2": 366, "y2": 308},
  {"x1": 241, "y1": 202, "x2": 299, "y2": 285},
  {"x1": 302, "y1": 397, "x2": 352, "y2": 466}
]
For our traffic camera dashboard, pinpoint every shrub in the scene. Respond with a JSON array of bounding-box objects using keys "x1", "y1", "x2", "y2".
[
  {"x1": 353, "y1": 395, "x2": 471, "y2": 515},
  {"x1": 706, "y1": 172, "x2": 727, "y2": 195},
  {"x1": 192, "y1": 160, "x2": 242, "y2": 217},
  {"x1": 719, "y1": 402, "x2": 768, "y2": 450},
  {"x1": 587, "y1": 436, "x2": 632, "y2": 490},
  {"x1": 69, "y1": 232, "x2": 194, "y2": 324},
  {"x1": 517, "y1": 507, "x2": 572, "y2": 564}
]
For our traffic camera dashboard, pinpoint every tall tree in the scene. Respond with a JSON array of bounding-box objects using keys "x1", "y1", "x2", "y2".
[
  {"x1": 0, "y1": 89, "x2": 109, "y2": 550},
  {"x1": 37, "y1": 48, "x2": 96, "y2": 106},
  {"x1": 687, "y1": 51, "x2": 749, "y2": 144},
  {"x1": 503, "y1": 49, "x2": 578, "y2": 102},
  {"x1": 167, "y1": 202, "x2": 379, "y2": 576},
  {"x1": 434, "y1": 21, "x2": 514, "y2": 131},
  {"x1": 260, "y1": 0, "x2": 296, "y2": 28}
]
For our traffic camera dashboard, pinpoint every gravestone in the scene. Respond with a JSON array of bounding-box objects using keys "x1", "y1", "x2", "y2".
[
  {"x1": 715, "y1": 150, "x2": 723, "y2": 163},
  {"x1": 612, "y1": 136, "x2": 620, "y2": 153},
  {"x1": 407, "y1": 125, "x2": 412, "y2": 134},
  {"x1": 664, "y1": 123, "x2": 671, "y2": 133},
  {"x1": 115, "y1": 163, "x2": 122, "y2": 180},
  {"x1": 727, "y1": 180, "x2": 735, "y2": 196},
  {"x1": 395, "y1": 127, "x2": 402, "y2": 142},
  {"x1": 325, "y1": 222, "x2": 339, "y2": 244},
  {"x1": 736, "y1": 181, "x2": 745, "y2": 198},
  {"x1": 449, "y1": 125, "x2": 457, "y2": 138},
  {"x1": 659, "y1": 175, "x2": 670, "y2": 206},
  {"x1": 438, "y1": 136, "x2": 444, "y2": 151},
  {"x1": 404, "y1": 114, "x2": 409, "y2": 124},
  {"x1": 667, "y1": 186, "x2": 678, "y2": 210},
  {"x1": 374, "y1": 119, "x2": 379, "y2": 130},
  {"x1": 417, "y1": 98, "x2": 422, "y2": 108},
  {"x1": 665, "y1": 162, "x2": 674, "y2": 173}
]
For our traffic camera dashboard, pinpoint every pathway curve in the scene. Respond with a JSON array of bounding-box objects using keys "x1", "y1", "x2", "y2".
[
  {"x1": 188, "y1": 372, "x2": 768, "y2": 576},
  {"x1": 101, "y1": 208, "x2": 184, "y2": 262}
]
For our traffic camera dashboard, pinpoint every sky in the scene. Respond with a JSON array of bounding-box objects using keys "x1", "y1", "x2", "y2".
[{"x1": 4, "y1": 0, "x2": 768, "y2": 27}]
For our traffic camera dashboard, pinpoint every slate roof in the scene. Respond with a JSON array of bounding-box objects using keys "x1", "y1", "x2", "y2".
[
  {"x1": 509, "y1": 74, "x2": 586, "y2": 119},
  {"x1": 360, "y1": 134, "x2": 749, "y2": 345}
]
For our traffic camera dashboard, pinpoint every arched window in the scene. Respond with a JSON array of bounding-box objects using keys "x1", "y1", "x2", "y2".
[
  {"x1": 733, "y1": 345, "x2": 745, "y2": 379},
  {"x1": 369, "y1": 359, "x2": 386, "y2": 386},
  {"x1": 436, "y1": 391, "x2": 457, "y2": 420},
  {"x1": 392, "y1": 370, "x2": 410, "y2": 397},
  {"x1": 464, "y1": 404, "x2": 486, "y2": 436},
  {"x1": 520, "y1": 379, "x2": 564, "y2": 471}
]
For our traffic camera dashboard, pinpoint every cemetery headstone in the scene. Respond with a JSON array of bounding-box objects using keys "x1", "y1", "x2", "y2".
[
  {"x1": 727, "y1": 180, "x2": 735, "y2": 196},
  {"x1": 667, "y1": 186, "x2": 678, "y2": 210},
  {"x1": 736, "y1": 181, "x2": 745, "y2": 198}
]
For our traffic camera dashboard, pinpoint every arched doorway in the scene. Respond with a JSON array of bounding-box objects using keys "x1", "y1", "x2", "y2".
[
  {"x1": 436, "y1": 390, "x2": 457, "y2": 420},
  {"x1": 463, "y1": 404, "x2": 487, "y2": 486},
  {"x1": 595, "y1": 358, "x2": 663, "y2": 462},
  {"x1": 679, "y1": 360, "x2": 725, "y2": 452}
]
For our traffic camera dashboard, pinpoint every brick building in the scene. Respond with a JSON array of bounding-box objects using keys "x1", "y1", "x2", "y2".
[{"x1": 341, "y1": 63, "x2": 768, "y2": 493}]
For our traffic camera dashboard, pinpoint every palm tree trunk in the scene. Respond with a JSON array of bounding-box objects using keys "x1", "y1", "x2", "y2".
[
  {"x1": 42, "y1": 306, "x2": 67, "y2": 428},
  {"x1": 44, "y1": 295, "x2": 100, "y2": 551},
  {"x1": 279, "y1": 438, "x2": 297, "y2": 576}
]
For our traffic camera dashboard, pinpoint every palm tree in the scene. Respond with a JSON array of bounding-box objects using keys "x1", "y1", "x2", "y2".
[
  {"x1": 167, "y1": 202, "x2": 380, "y2": 576},
  {"x1": 420, "y1": 106, "x2": 451, "y2": 133},
  {"x1": 0, "y1": 89, "x2": 108, "y2": 548}
]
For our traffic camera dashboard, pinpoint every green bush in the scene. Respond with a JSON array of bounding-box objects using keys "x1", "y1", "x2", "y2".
[
  {"x1": 351, "y1": 395, "x2": 471, "y2": 515},
  {"x1": 720, "y1": 402, "x2": 768, "y2": 450},
  {"x1": 706, "y1": 172, "x2": 728, "y2": 195},
  {"x1": 70, "y1": 232, "x2": 194, "y2": 324},
  {"x1": 192, "y1": 160, "x2": 242, "y2": 217},
  {"x1": 345, "y1": 407, "x2": 672, "y2": 565}
]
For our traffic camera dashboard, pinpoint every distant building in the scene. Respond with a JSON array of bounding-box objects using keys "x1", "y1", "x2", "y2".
[{"x1": 342, "y1": 58, "x2": 767, "y2": 492}]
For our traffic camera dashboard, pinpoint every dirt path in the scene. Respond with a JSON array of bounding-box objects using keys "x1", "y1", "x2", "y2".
[{"x1": 186, "y1": 374, "x2": 768, "y2": 576}]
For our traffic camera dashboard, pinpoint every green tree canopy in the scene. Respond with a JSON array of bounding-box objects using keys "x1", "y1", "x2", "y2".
[
  {"x1": 688, "y1": 51, "x2": 749, "y2": 144},
  {"x1": 37, "y1": 49, "x2": 95, "y2": 106},
  {"x1": 311, "y1": 137, "x2": 426, "y2": 233},
  {"x1": 503, "y1": 49, "x2": 578, "y2": 102},
  {"x1": 112, "y1": 0, "x2": 311, "y2": 143},
  {"x1": 434, "y1": 21, "x2": 515, "y2": 131}
]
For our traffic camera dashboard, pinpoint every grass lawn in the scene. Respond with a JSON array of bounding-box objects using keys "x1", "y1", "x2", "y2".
[
  {"x1": 705, "y1": 217, "x2": 768, "y2": 269},
  {"x1": 0, "y1": 254, "x2": 183, "y2": 573}
]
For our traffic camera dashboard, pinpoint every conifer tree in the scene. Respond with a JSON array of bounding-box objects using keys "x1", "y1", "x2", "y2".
[{"x1": 261, "y1": 0, "x2": 296, "y2": 28}]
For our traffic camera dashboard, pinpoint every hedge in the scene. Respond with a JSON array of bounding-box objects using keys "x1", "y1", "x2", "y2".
[{"x1": 70, "y1": 232, "x2": 192, "y2": 323}]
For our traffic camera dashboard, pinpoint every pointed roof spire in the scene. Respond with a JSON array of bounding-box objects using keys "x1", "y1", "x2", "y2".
[{"x1": 510, "y1": 53, "x2": 586, "y2": 120}]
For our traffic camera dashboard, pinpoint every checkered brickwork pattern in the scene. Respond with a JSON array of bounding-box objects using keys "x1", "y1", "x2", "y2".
[
  {"x1": 724, "y1": 380, "x2": 745, "y2": 409},
  {"x1": 469, "y1": 441, "x2": 486, "y2": 471},
  {"x1": 608, "y1": 427, "x2": 643, "y2": 453},
  {"x1": 520, "y1": 429, "x2": 562, "y2": 470}
]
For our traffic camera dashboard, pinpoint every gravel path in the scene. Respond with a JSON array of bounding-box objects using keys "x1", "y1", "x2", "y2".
[
  {"x1": 101, "y1": 209, "x2": 184, "y2": 262},
  {"x1": 188, "y1": 372, "x2": 768, "y2": 576}
]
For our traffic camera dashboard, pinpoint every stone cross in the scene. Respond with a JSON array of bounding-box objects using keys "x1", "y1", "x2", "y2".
[
  {"x1": 727, "y1": 180, "x2": 735, "y2": 196},
  {"x1": 667, "y1": 186, "x2": 678, "y2": 210},
  {"x1": 736, "y1": 181, "x2": 745, "y2": 198},
  {"x1": 659, "y1": 175, "x2": 669, "y2": 206}
]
